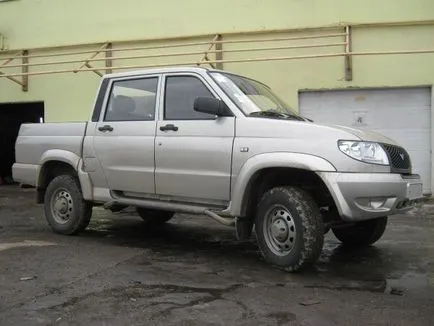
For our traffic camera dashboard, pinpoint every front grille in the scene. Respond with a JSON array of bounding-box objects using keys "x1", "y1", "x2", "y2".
[{"x1": 382, "y1": 144, "x2": 411, "y2": 172}]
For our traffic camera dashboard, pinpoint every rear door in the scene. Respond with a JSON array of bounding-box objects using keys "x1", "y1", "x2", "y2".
[
  {"x1": 92, "y1": 75, "x2": 160, "y2": 195},
  {"x1": 154, "y1": 73, "x2": 235, "y2": 204}
]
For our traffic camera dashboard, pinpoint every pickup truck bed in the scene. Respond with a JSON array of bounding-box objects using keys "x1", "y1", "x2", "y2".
[{"x1": 14, "y1": 122, "x2": 87, "y2": 184}]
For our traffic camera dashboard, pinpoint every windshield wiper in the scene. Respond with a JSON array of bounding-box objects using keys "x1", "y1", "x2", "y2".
[
  {"x1": 249, "y1": 110, "x2": 304, "y2": 121},
  {"x1": 249, "y1": 110, "x2": 287, "y2": 118}
]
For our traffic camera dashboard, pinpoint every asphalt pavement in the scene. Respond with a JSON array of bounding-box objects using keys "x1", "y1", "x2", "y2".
[{"x1": 0, "y1": 185, "x2": 433, "y2": 326}]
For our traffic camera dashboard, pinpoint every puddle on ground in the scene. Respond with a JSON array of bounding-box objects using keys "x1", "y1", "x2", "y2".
[
  {"x1": 385, "y1": 271, "x2": 432, "y2": 296},
  {"x1": 303, "y1": 271, "x2": 432, "y2": 297},
  {"x1": 0, "y1": 240, "x2": 57, "y2": 252},
  {"x1": 310, "y1": 242, "x2": 434, "y2": 297}
]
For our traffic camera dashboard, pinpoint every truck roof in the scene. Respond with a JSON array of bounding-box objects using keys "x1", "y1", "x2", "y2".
[{"x1": 102, "y1": 66, "x2": 221, "y2": 79}]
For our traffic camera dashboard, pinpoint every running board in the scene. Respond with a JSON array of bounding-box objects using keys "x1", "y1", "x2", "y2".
[{"x1": 103, "y1": 198, "x2": 235, "y2": 226}]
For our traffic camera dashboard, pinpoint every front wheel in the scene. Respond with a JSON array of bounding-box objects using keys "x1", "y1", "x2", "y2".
[
  {"x1": 44, "y1": 174, "x2": 92, "y2": 235},
  {"x1": 332, "y1": 217, "x2": 388, "y2": 247},
  {"x1": 255, "y1": 186, "x2": 324, "y2": 272}
]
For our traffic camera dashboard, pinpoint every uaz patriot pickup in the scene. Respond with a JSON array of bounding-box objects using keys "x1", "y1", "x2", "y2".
[{"x1": 13, "y1": 67, "x2": 424, "y2": 271}]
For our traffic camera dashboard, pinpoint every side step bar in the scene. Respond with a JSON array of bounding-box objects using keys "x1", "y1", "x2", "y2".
[
  {"x1": 103, "y1": 198, "x2": 235, "y2": 226},
  {"x1": 204, "y1": 210, "x2": 235, "y2": 226}
]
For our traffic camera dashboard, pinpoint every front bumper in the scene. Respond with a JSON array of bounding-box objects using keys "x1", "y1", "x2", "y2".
[{"x1": 317, "y1": 172, "x2": 424, "y2": 221}]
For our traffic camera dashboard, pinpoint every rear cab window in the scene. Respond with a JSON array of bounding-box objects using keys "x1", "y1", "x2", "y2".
[{"x1": 104, "y1": 77, "x2": 159, "y2": 122}]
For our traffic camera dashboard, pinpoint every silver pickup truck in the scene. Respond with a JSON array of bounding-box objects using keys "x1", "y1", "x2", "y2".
[{"x1": 13, "y1": 66, "x2": 424, "y2": 271}]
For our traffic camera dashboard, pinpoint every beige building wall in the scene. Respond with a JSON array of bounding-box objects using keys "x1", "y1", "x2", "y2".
[{"x1": 0, "y1": 0, "x2": 433, "y2": 122}]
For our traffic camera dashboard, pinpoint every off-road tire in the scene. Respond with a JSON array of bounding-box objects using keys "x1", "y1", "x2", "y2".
[
  {"x1": 44, "y1": 174, "x2": 92, "y2": 235},
  {"x1": 332, "y1": 217, "x2": 388, "y2": 247},
  {"x1": 255, "y1": 186, "x2": 324, "y2": 272},
  {"x1": 136, "y1": 207, "x2": 174, "y2": 225}
]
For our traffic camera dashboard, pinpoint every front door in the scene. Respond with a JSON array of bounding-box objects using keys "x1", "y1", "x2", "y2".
[
  {"x1": 155, "y1": 73, "x2": 235, "y2": 203},
  {"x1": 93, "y1": 75, "x2": 160, "y2": 195}
]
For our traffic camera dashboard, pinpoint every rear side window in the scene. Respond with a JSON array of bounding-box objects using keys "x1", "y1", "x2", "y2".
[
  {"x1": 105, "y1": 77, "x2": 158, "y2": 121},
  {"x1": 92, "y1": 78, "x2": 110, "y2": 122},
  {"x1": 164, "y1": 76, "x2": 216, "y2": 120}
]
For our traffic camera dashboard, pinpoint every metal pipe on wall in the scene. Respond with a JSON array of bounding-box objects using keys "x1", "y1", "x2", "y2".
[
  {"x1": 2, "y1": 48, "x2": 434, "y2": 78},
  {"x1": 0, "y1": 42, "x2": 346, "y2": 69}
]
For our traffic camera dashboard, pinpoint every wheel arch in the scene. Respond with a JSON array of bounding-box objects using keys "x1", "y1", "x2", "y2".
[
  {"x1": 36, "y1": 150, "x2": 93, "y2": 203},
  {"x1": 228, "y1": 153, "x2": 337, "y2": 218},
  {"x1": 37, "y1": 160, "x2": 78, "y2": 203}
]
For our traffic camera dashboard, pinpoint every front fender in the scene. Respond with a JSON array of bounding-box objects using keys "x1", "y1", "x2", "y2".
[{"x1": 227, "y1": 152, "x2": 336, "y2": 216}]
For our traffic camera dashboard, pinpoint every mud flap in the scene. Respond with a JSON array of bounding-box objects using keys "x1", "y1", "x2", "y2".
[{"x1": 235, "y1": 217, "x2": 254, "y2": 241}]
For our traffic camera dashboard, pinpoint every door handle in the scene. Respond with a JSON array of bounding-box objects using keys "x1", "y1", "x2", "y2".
[
  {"x1": 160, "y1": 124, "x2": 178, "y2": 132},
  {"x1": 98, "y1": 124, "x2": 114, "y2": 132}
]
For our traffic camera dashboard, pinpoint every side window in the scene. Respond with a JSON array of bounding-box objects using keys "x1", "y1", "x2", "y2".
[
  {"x1": 104, "y1": 77, "x2": 158, "y2": 121},
  {"x1": 164, "y1": 76, "x2": 215, "y2": 120}
]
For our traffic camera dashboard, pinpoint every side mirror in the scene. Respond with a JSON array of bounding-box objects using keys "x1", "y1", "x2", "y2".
[{"x1": 194, "y1": 97, "x2": 232, "y2": 117}]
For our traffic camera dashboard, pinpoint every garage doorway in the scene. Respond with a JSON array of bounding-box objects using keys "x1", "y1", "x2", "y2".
[
  {"x1": 0, "y1": 102, "x2": 44, "y2": 184},
  {"x1": 299, "y1": 87, "x2": 432, "y2": 194}
]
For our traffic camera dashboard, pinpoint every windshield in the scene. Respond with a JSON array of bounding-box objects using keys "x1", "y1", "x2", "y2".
[{"x1": 210, "y1": 71, "x2": 304, "y2": 120}]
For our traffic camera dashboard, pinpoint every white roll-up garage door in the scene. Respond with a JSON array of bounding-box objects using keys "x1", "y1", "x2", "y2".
[{"x1": 299, "y1": 87, "x2": 432, "y2": 194}]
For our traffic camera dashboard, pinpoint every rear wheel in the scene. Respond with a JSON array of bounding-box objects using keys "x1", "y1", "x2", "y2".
[
  {"x1": 136, "y1": 207, "x2": 174, "y2": 225},
  {"x1": 254, "y1": 186, "x2": 324, "y2": 272},
  {"x1": 44, "y1": 174, "x2": 92, "y2": 235},
  {"x1": 332, "y1": 217, "x2": 388, "y2": 247}
]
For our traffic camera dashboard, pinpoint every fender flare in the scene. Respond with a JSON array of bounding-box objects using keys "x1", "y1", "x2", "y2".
[
  {"x1": 37, "y1": 150, "x2": 93, "y2": 200},
  {"x1": 39, "y1": 149, "x2": 82, "y2": 172},
  {"x1": 227, "y1": 152, "x2": 336, "y2": 216}
]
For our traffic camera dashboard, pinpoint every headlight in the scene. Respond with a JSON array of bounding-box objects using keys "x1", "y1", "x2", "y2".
[{"x1": 338, "y1": 141, "x2": 389, "y2": 165}]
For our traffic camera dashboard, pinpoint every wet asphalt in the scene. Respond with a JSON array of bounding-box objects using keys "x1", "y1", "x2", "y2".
[{"x1": 0, "y1": 185, "x2": 433, "y2": 326}]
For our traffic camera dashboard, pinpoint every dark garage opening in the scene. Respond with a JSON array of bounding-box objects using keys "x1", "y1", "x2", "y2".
[{"x1": 0, "y1": 102, "x2": 44, "y2": 185}]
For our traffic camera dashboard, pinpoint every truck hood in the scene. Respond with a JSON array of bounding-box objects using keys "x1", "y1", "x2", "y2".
[
  {"x1": 237, "y1": 118, "x2": 398, "y2": 145},
  {"x1": 236, "y1": 118, "x2": 395, "y2": 173},
  {"x1": 324, "y1": 124, "x2": 398, "y2": 144}
]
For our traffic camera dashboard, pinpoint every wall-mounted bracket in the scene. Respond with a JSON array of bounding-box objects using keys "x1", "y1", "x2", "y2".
[
  {"x1": 344, "y1": 25, "x2": 353, "y2": 81},
  {"x1": 0, "y1": 51, "x2": 28, "y2": 91},
  {"x1": 74, "y1": 42, "x2": 110, "y2": 77}
]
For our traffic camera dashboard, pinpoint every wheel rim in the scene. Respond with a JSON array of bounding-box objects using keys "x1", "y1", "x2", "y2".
[
  {"x1": 263, "y1": 205, "x2": 297, "y2": 256},
  {"x1": 50, "y1": 188, "x2": 74, "y2": 225}
]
